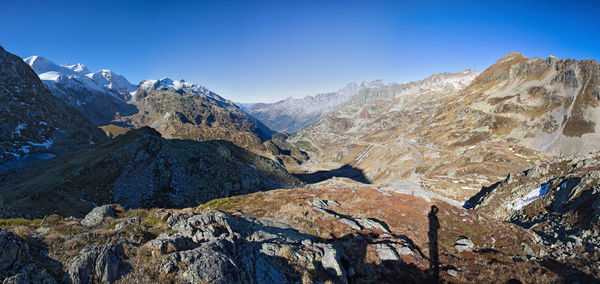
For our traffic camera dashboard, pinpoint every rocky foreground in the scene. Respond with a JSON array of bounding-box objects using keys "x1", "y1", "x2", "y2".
[{"x1": 1, "y1": 178, "x2": 598, "y2": 283}]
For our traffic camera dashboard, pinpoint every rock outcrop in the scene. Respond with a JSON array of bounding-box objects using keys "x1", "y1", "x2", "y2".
[{"x1": 466, "y1": 152, "x2": 600, "y2": 271}]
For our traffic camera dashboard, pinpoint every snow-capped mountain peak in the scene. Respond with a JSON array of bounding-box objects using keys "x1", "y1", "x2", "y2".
[
  {"x1": 24, "y1": 56, "x2": 136, "y2": 94},
  {"x1": 63, "y1": 62, "x2": 89, "y2": 73},
  {"x1": 24, "y1": 55, "x2": 61, "y2": 74},
  {"x1": 138, "y1": 77, "x2": 228, "y2": 104}
]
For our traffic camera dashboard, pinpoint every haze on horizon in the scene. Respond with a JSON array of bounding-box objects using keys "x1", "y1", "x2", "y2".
[{"x1": 1, "y1": 0, "x2": 598, "y2": 103}]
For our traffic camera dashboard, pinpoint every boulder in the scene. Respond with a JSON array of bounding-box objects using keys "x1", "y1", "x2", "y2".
[
  {"x1": 66, "y1": 242, "x2": 124, "y2": 284},
  {"x1": 454, "y1": 237, "x2": 475, "y2": 253},
  {"x1": 80, "y1": 205, "x2": 115, "y2": 228}
]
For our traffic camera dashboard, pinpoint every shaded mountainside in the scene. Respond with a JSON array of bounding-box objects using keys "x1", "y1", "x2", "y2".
[
  {"x1": 24, "y1": 55, "x2": 138, "y2": 126},
  {"x1": 0, "y1": 46, "x2": 108, "y2": 168},
  {"x1": 292, "y1": 52, "x2": 600, "y2": 202},
  {"x1": 0, "y1": 127, "x2": 301, "y2": 219},
  {"x1": 1, "y1": 180, "x2": 597, "y2": 283},
  {"x1": 246, "y1": 80, "x2": 384, "y2": 133}
]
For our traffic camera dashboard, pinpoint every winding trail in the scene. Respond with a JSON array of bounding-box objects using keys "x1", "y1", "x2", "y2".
[{"x1": 390, "y1": 140, "x2": 423, "y2": 182}]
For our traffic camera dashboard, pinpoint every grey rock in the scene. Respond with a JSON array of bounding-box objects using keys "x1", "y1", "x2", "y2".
[
  {"x1": 170, "y1": 240, "x2": 240, "y2": 284},
  {"x1": 66, "y1": 242, "x2": 124, "y2": 284},
  {"x1": 321, "y1": 245, "x2": 347, "y2": 283},
  {"x1": 254, "y1": 257, "x2": 287, "y2": 283},
  {"x1": 80, "y1": 205, "x2": 115, "y2": 228},
  {"x1": 522, "y1": 243, "x2": 534, "y2": 255},
  {"x1": 307, "y1": 198, "x2": 339, "y2": 210},
  {"x1": 3, "y1": 263, "x2": 57, "y2": 284},
  {"x1": 338, "y1": 218, "x2": 361, "y2": 231},
  {"x1": 454, "y1": 237, "x2": 475, "y2": 253},
  {"x1": 0, "y1": 229, "x2": 23, "y2": 275},
  {"x1": 113, "y1": 217, "x2": 140, "y2": 232},
  {"x1": 356, "y1": 218, "x2": 390, "y2": 234},
  {"x1": 375, "y1": 243, "x2": 400, "y2": 261}
]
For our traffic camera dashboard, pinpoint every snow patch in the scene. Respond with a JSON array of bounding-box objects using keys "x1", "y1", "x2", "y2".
[{"x1": 509, "y1": 182, "x2": 551, "y2": 211}]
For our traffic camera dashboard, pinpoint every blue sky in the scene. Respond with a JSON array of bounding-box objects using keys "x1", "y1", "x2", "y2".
[{"x1": 1, "y1": 0, "x2": 599, "y2": 103}]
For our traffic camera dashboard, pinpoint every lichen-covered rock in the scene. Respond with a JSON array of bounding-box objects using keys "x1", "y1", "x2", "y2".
[{"x1": 66, "y1": 242, "x2": 124, "y2": 284}]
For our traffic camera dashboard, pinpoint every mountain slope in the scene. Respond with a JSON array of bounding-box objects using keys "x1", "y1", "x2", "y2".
[
  {"x1": 247, "y1": 80, "x2": 384, "y2": 133},
  {"x1": 116, "y1": 78, "x2": 280, "y2": 157},
  {"x1": 0, "y1": 127, "x2": 301, "y2": 218},
  {"x1": 24, "y1": 56, "x2": 138, "y2": 125},
  {"x1": 0, "y1": 46, "x2": 107, "y2": 168},
  {"x1": 290, "y1": 69, "x2": 503, "y2": 200},
  {"x1": 457, "y1": 52, "x2": 600, "y2": 156}
]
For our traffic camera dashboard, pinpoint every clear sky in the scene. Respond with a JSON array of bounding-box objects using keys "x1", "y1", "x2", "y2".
[{"x1": 1, "y1": 0, "x2": 599, "y2": 103}]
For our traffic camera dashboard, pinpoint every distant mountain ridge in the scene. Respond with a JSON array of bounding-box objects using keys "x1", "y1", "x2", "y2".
[{"x1": 246, "y1": 80, "x2": 385, "y2": 133}]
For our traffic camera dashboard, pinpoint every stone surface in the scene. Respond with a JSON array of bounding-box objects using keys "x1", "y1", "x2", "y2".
[
  {"x1": 80, "y1": 205, "x2": 115, "y2": 228},
  {"x1": 0, "y1": 229, "x2": 23, "y2": 276},
  {"x1": 66, "y1": 242, "x2": 124, "y2": 284},
  {"x1": 455, "y1": 237, "x2": 475, "y2": 253}
]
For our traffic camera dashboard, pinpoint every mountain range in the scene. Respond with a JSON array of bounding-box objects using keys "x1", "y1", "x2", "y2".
[
  {"x1": 246, "y1": 80, "x2": 385, "y2": 133},
  {"x1": 1, "y1": 45, "x2": 599, "y2": 283}
]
